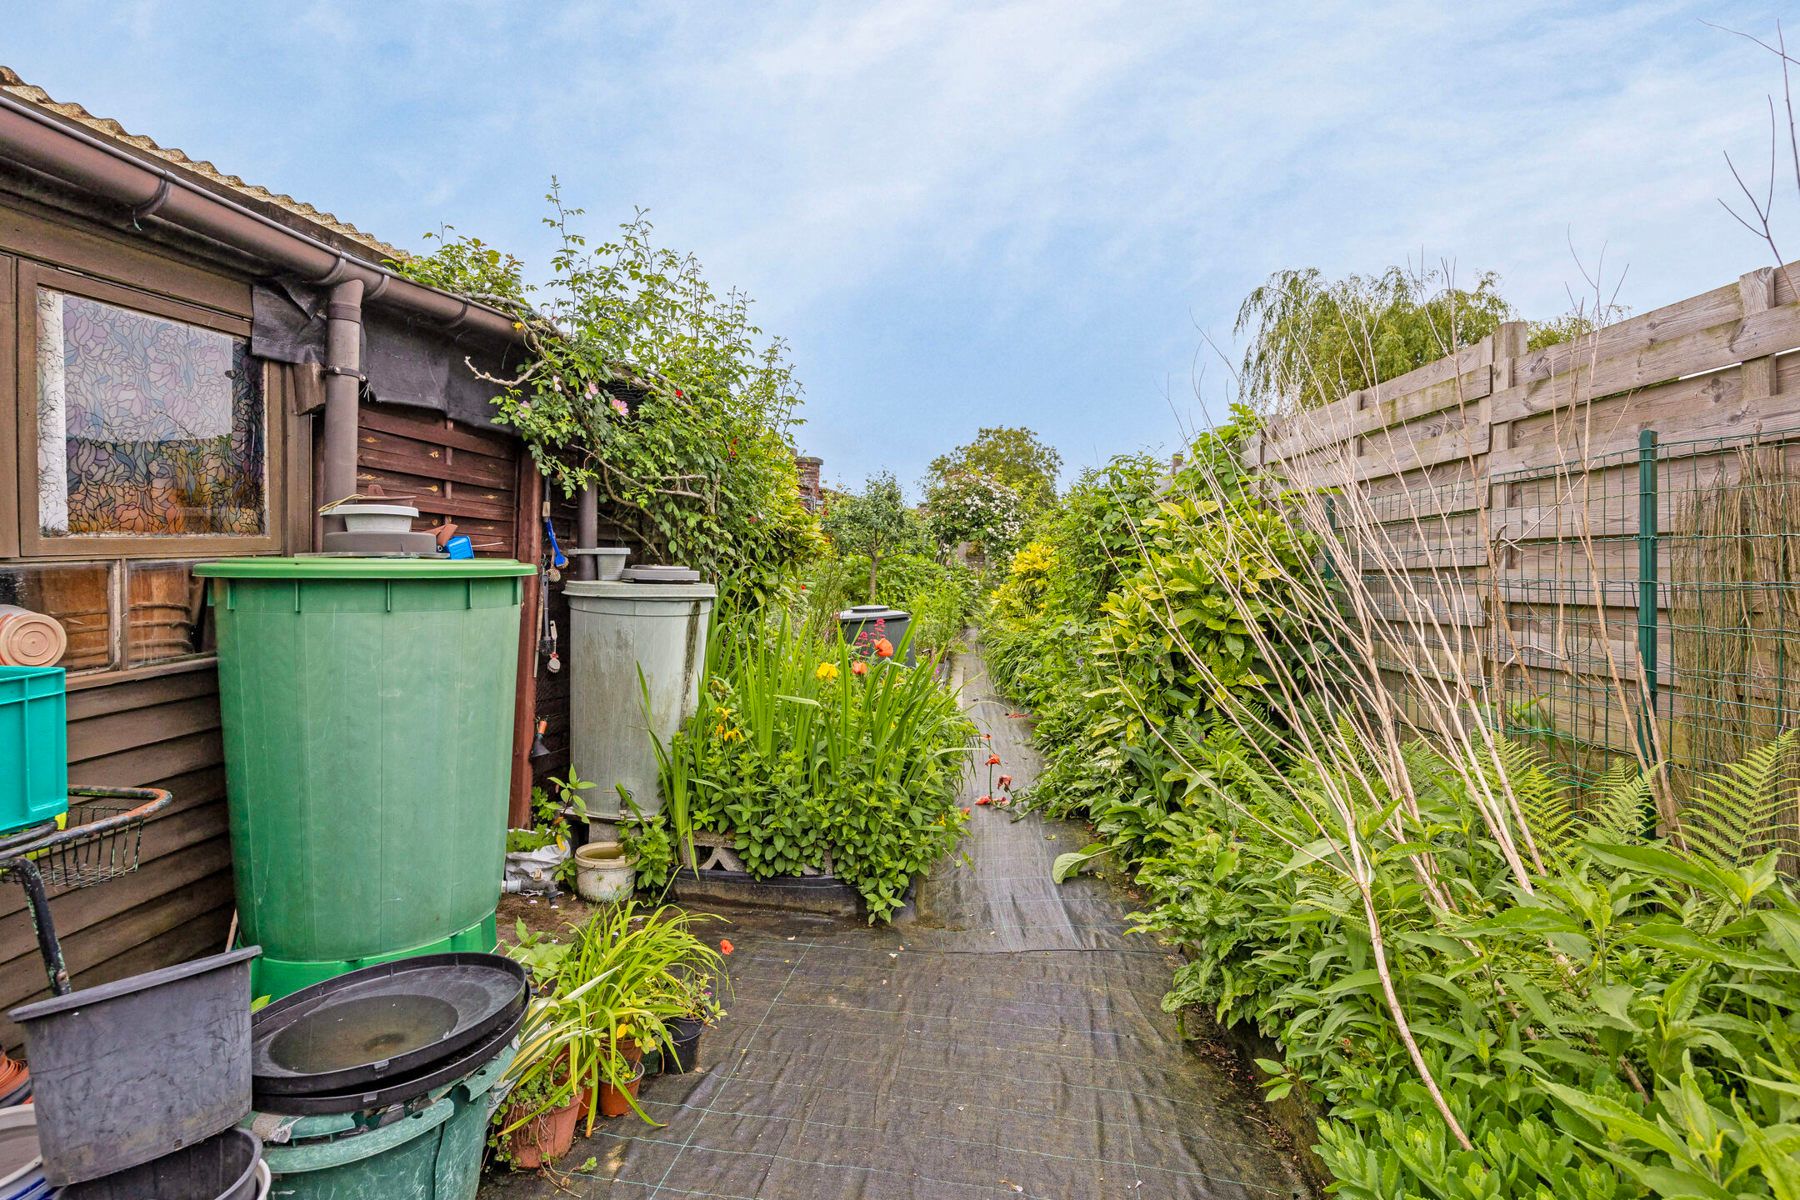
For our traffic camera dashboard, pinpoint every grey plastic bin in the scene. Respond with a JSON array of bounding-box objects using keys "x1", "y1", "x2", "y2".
[{"x1": 8, "y1": 946, "x2": 260, "y2": 1186}]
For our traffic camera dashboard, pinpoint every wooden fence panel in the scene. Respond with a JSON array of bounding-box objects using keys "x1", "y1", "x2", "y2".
[{"x1": 1253, "y1": 257, "x2": 1800, "y2": 790}]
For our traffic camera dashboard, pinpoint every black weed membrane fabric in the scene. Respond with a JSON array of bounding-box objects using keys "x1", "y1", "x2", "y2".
[{"x1": 483, "y1": 654, "x2": 1315, "y2": 1200}]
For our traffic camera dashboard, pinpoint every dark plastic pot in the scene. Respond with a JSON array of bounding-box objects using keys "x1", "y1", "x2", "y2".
[
  {"x1": 57, "y1": 1127, "x2": 262, "y2": 1200},
  {"x1": 666, "y1": 1017, "x2": 705, "y2": 1074},
  {"x1": 7, "y1": 946, "x2": 260, "y2": 1186}
]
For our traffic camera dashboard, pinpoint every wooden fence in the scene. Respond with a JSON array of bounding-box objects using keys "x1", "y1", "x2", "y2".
[{"x1": 1243, "y1": 260, "x2": 1800, "y2": 782}]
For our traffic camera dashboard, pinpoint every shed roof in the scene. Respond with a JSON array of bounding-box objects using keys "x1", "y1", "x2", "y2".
[{"x1": 0, "y1": 65, "x2": 409, "y2": 264}]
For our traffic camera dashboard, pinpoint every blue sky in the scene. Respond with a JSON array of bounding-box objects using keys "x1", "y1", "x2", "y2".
[{"x1": 3, "y1": 1, "x2": 1789, "y2": 494}]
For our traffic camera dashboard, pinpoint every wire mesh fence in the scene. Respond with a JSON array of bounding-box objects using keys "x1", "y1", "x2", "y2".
[{"x1": 1488, "y1": 425, "x2": 1800, "y2": 815}]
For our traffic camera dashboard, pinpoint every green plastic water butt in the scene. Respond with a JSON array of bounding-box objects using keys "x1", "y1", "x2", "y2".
[
  {"x1": 256, "y1": 1042, "x2": 514, "y2": 1200},
  {"x1": 195, "y1": 558, "x2": 534, "y2": 999}
]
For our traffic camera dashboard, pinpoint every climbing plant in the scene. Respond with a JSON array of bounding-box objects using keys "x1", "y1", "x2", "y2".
[{"x1": 392, "y1": 185, "x2": 819, "y2": 600}]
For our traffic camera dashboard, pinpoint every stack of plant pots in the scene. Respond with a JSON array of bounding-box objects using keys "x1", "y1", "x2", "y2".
[
  {"x1": 6, "y1": 948, "x2": 266, "y2": 1199},
  {"x1": 244, "y1": 954, "x2": 526, "y2": 1200}
]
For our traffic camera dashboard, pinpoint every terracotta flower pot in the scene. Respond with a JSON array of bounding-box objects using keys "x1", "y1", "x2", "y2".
[
  {"x1": 504, "y1": 1090, "x2": 586, "y2": 1170},
  {"x1": 598, "y1": 1062, "x2": 646, "y2": 1119}
]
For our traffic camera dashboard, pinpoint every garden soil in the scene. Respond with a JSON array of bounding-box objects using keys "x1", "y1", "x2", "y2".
[{"x1": 481, "y1": 648, "x2": 1317, "y2": 1199}]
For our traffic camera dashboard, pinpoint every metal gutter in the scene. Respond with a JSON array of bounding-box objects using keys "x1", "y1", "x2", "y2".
[{"x1": 0, "y1": 90, "x2": 523, "y2": 343}]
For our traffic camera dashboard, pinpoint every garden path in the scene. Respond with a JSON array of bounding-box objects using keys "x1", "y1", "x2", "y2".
[{"x1": 483, "y1": 647, "x2": 1313, "y2": 1199}]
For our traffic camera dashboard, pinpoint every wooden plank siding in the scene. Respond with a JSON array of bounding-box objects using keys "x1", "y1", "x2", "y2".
[
  {"x1": 0, "y1": 666, "x2": 234, "y2": 1049},
  {"x1": 1250, "y1": 256, "x2": 1800, "y2": 789}
]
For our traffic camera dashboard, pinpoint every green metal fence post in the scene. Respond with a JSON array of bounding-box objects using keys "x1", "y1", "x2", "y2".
[{"x1": 1636, "y1": 429, "x2": 1660, "y2": 762}]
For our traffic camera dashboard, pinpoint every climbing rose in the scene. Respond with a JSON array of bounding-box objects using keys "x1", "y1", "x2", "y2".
[
  {"x1": 852, "y1": 661, "x2": 868, "y2": 677},
  {"x1": 873, "y1": 637, "x2": 894, "y2": 659},
  {"x1": 719, "y1": 939, "x2": 734, "y2": 956},
  {"x1": 815, "y1": 661, "x2": 839, "y2": 682}
]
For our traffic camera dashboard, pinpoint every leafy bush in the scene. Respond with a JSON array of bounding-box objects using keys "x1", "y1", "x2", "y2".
[
  {"x1": 644, "y1": 611, "x2": 973, "y2": 919},
  {"x1": 1134, "y1": 728, "x2": 1800, "y2": 1199},
  {"x1": 393, "y1": 192, "x2": 820, "y2": 604}
]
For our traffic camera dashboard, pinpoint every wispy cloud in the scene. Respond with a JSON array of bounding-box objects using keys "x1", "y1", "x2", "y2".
[{"x1": 2, "y1": 1, "x2": 1787, "y2": 485}]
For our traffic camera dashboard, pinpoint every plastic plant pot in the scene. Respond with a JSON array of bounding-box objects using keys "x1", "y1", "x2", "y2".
[
  {"x1": 598, "y1": 1062, "x2": 646, "y2": 1119},
  {"x1": 574, "y1": 842, "x2": 636, "y2": 903},
  {"x1": 56, "y1": 1128, "x2": 262, "y2": 1200},
  {"x1": 665, "y1": 1016, "x2": 705, "y2": 1074},
  {"x1": 502, "y1": 1092, "x2": 584, "y2": 1171},
  {"x1": 594, "y1": 547, "x2": 629, "y2": 581},
  {"x1": 7, "y1": 946, "x2": 260, "y2": 1187}
]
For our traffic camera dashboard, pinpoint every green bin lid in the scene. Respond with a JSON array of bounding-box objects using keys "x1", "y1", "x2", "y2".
[{"x1": 193, "y1": 557, "x2": 535, "y2": 579}]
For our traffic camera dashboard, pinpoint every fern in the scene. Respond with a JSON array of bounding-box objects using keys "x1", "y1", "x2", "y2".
[
  {"x1": 1481, "y1": 738, "x2": 1579, "y2": 870},
  {"x1": 1582, "y1": 758, "x2": 1654, "y2": 849},
  {"x1": 1674, "y1": 729, "x2": 1800, "y2": 869}
]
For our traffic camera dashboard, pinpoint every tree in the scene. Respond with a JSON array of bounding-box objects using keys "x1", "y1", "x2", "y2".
[
  {"x1": 923, "y1": 472, "x2": 1026, "y2": 566},
  {"x1": 391, "y1": 187, "x2": 820, "y2": 604},
  {"x1": 1235, "y1": 265, "x2": 1514, "y2": 413},
  {"x1": 822, "y1": 472, "x2": 925, "y2": 601},
  {"x1": 926, "y1": 426, "x2": 1061, "y2": 512}
]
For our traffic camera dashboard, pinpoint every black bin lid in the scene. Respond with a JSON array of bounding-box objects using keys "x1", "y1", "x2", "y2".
[{"x1": 251, "y1": 953, "x2": 525, "y2": 1097}]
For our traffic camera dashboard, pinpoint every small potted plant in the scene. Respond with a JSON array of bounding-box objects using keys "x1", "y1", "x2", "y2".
[
  {"x1": 662, "y1": 968, "x2": 728, "y2": 1075},
  {"x1": 498, "y1": 901, "x2": 726, "y2": 1142}
]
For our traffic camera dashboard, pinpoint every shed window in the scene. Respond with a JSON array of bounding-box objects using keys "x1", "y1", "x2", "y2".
[{"x1": 36, "y1": 289, "x2": 266, "y2": 539}]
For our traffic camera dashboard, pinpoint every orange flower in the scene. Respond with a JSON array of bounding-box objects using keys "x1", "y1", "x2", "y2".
[
  {"x1": 720, "y1": 938, "x2": 735, "y2": 956},
  {"x1": 982, "y1": 732, "x2": 991, "y2": 741},
  {"x1": 961, "y1": 806, "x2": 972, "y2": 816},
  {"x1": 852, "y1": 661, "x2": 868, "y2": 677},
  {"x1": 874, "y1": 637, "x2": 894, "y2": 659},
  {"x1": 998, "y1": 775, "x2": 1012, "y2": 790},
  {"x1": 976, "y1": 795, "x2": 992, "y2": 806},
  {"x1": 986, "y1": 753, "x2": 1001, "y2": 766}
]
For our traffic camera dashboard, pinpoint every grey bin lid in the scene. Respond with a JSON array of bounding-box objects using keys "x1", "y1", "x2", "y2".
[
  {"x1": 838, "y1": 604, "x2": 909, "y2": 622},
  {"x1": 622, "y1": 565, "x2": 701, "y2": 584}
]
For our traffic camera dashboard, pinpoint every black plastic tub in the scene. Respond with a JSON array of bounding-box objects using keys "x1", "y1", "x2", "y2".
[
  {"x1": 58, "y1": 1127, "x2": 262, "y2": 1200},
  {"x1": 7, "y1": 946, "x2": 260, "y2": 1186},
  {"x1": 666, "y1": 1016, "x2": 705, "y2": 1074}
]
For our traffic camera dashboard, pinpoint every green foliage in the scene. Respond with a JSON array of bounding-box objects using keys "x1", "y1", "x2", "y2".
[
  {"x1": 801, "y1": 551, "x2": 980, "y2": 660},
  {"x1": 643, "y1": 611, "x2": 973, "y2": 920},
  {"x1": 926, "y1": 425, "x2": 1062, "y2": 512},
  {"x1": 392, "y1": 187, "x2": 819, "y2": 604},
  {"x1": 922, "y1": 471, "x2": 1027, "y2": 566},
  {"x1": 986, "y1": 413, "x2": 1321, "y2": 862},
  {"x1": 1236, "y1": 265, "x2": 1515, "y2": 412},
  {"x1": 1130, "y1": 732, "x2": 1800, "y2": 1199},
  {"x1": 501, "y1": 901, "x2": 725, "y2": 1135},
  {"x1": 820, "y1": 472, "x2": 928, "y2": 602}
]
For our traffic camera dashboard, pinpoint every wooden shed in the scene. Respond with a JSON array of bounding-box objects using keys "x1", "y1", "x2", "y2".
[{"x1": 0, "y1": 67, "x2": 576, "y2": 1044}]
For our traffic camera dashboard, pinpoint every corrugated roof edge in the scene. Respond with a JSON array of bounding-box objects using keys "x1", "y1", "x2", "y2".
[{"x1": 0, "y1": 65, "x2": 411, "y2": 265}]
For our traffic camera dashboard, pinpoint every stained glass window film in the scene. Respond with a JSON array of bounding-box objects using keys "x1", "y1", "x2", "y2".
[{"x1": 36, "y1": 289, "x2": 266, "y2": 538}]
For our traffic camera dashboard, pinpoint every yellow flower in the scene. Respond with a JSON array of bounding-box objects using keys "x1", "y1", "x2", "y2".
[
  {"x1": 721, "y1": 727, "x2": 744, "y2": 743},
  {"x1": 815, "y1": 661, "x2": 840, "y2": 682}
]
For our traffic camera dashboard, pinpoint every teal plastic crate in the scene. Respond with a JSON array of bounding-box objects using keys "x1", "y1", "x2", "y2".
[{"x1": 0, "y1": 666, "x2": 68, "y2": 836}]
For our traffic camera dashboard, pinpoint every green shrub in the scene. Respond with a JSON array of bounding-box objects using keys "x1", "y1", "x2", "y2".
[{"x1": 644, "y1": 611, "x2": 973, "y2": 919}]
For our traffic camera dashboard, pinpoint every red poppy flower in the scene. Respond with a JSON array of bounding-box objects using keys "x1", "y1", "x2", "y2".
[
  {"x1": 998, "y1": 775, "x2": 1012, "y2": 790},
  {"x1": 976, "y1": 795, "x2": 992, "y2": 806},
  {"x1": 720, "y1": 938, "x2": 734, "y2": 956},
  {"x1": 982, "y1": 732, "x2": 991, "y2": 741},
  {"x1": 874, "y1": 638, "x2": 894, "y2": 659},
  {"x1": 852, "y1": 661, "x2": 868, "y2": 676},
  {"x1": 961, "y1": 806, "x2": 971, "y2": 816},
  {"x1": 985, "y1": 753, "x2": 1001, "y2": 766}
]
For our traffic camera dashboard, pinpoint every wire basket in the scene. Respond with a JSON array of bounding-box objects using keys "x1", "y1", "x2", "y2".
[{"x1": 0, "y1": 787, "x2": 170, "y2": 895}]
